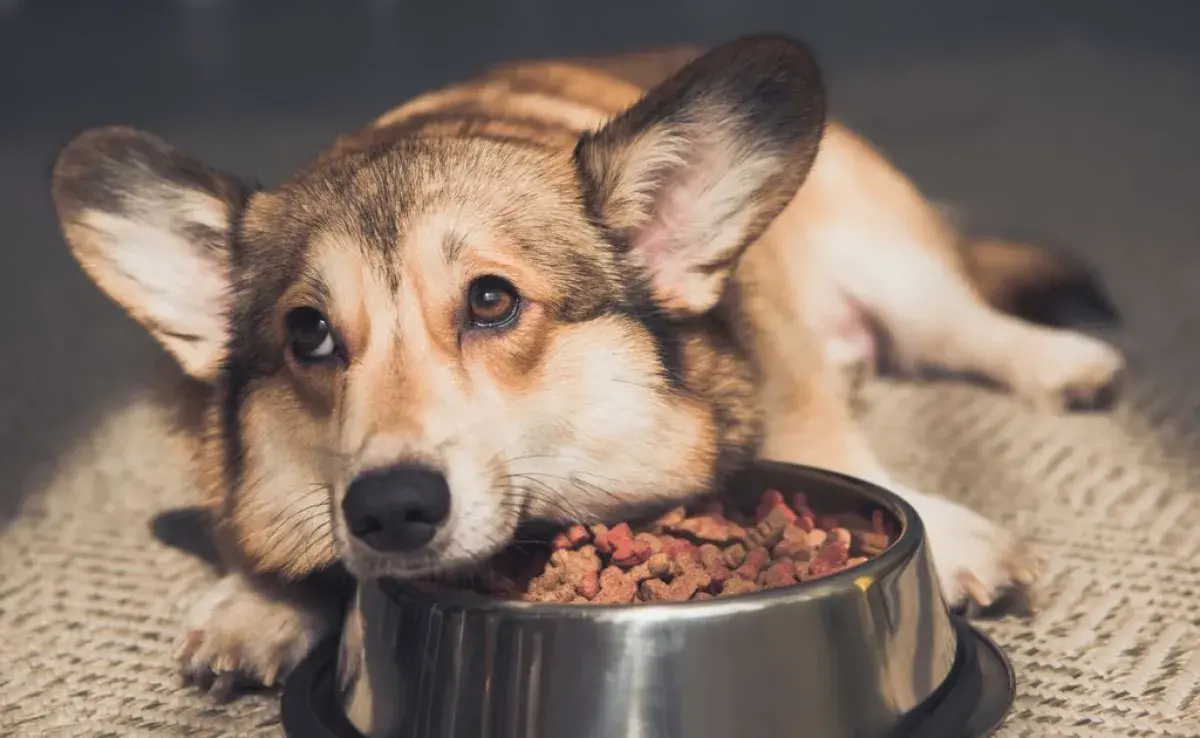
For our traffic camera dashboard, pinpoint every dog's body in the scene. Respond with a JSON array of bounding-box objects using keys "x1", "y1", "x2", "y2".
[{"x1": 51, "y1": 37, "x2": 1123, "y2": 695}]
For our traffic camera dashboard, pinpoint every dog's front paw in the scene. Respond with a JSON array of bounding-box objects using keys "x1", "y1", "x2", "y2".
[
  {"x1": 1019, "y1": 331, "x2": 1124, "y2": 412},
  {"x1": 174, "y1": 574, "x2": 338, "y2": 700},
  {"x1": 900, "y1": 487, "x2": 1038, "y2": 614}
]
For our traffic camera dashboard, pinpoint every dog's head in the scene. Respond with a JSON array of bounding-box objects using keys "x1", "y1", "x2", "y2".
[{"x1": 51, "y1": 36, "x2": 825, "y2": 580}]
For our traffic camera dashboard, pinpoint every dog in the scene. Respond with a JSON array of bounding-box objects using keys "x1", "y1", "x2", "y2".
[{"x1": 50, "y1": 35, "x2": 1124, "y2": 696}]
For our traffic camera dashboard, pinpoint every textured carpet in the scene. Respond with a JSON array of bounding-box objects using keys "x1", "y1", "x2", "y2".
[{"x1": 4, "y1": 11, "x2": 1200, "y2": 738}]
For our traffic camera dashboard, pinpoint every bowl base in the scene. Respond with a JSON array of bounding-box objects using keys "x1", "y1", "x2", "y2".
[{"x1": 282, "y1": 614, "x2": 1014, "y2": 738}]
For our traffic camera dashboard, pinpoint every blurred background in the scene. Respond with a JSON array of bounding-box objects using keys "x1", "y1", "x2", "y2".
[{"x1": 2, "y1": 1, "x2": 1200, "y2": 735}]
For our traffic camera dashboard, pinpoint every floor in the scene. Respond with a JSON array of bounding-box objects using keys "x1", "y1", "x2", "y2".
[{"x1": 2, "y1": 1, "x2": 1200, "y2": 735}]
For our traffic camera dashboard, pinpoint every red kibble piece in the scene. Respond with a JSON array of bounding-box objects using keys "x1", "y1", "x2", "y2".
[
  {"x1": 797, "y1": 514, "x2": 815, "y2": 533},
  {"x1": 608, "y1": 522, "x2": 634, "y2": 545},
  {"x1": 566, "y1": 524, "x2": 591, "y2": 547},
  {"x1": 612, "y1": 536, "x2": 654, "y2": 568}
]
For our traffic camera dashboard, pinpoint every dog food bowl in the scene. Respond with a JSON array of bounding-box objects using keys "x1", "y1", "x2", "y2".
[{"x1": 282, "y1": 462, "x2": 1015, "y2": 738}]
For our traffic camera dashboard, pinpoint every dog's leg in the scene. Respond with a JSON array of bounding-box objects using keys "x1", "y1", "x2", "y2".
[
  {"x1": 805, "y1": 129, "x2": 1123, "y2": 412},
  {"x1": 174, "y1": 568, "x2": 346, "y2": 698},
  {"x1": 738, "y1": 218, "x2": 1036, "y2": 610},
  {"x1": 839, "y1": 242, "x2": 1124, "y2": 412},
  {"x1": 756, "y1": 357, "x2": 1037, "y2": 609}
]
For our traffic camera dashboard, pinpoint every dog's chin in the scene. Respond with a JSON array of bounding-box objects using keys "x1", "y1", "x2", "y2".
[{"x1": 334, "y1": 528, "x2": 516, "y2": 582}]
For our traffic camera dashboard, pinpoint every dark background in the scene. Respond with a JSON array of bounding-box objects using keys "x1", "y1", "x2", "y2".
[{"x1": 2, "y1": 0, "x2": 1199, "y2": 526}]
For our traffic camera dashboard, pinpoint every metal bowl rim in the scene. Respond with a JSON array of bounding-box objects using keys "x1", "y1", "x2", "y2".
[{"x1": 376, "y1": 462, "x2": 926, "y2": 621}]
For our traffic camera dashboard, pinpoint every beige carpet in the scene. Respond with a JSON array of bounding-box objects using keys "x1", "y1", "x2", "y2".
[{"x1": 4, "y1": 40, "x2": 1200, "y2": 738}]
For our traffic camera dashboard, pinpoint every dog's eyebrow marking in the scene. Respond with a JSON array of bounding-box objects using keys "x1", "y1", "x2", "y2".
[{"x1": 442, "y1": 229, "x2": 468, "y2": 264}]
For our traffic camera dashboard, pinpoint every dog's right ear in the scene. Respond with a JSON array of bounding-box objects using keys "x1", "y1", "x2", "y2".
[{"x1": 52, "y1": 126, "x2": 249, "y2": 383}]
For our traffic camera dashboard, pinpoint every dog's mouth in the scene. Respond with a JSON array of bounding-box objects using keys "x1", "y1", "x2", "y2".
[{"x1": 335, "y1": 485, "x2": 713, "y2": 582}]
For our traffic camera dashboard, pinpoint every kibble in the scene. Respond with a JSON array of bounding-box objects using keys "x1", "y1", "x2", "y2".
[{"x1": 428, "y1": 489, "x2": 896, "y2": 604}]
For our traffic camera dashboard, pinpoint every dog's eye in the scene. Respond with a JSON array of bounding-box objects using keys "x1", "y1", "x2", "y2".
[
  {"x1": 286, "y1": 307, "x2": 337, "y2": 361},
  {"x1": 467, "y1": 276, "x2": 520, "y2": 328}
]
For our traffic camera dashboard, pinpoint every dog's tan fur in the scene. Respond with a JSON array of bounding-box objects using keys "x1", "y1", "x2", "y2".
[{"x1": 50, "y1": 36, "x2": 1123, "y2": 694}]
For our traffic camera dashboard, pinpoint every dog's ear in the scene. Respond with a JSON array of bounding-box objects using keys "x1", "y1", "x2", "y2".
[
  {"x1": 52, "y1": 126, "x2": 249, "y2": 382},
  {"x1": 576, "y1": 35, "x2": 826, "y2": 316}
]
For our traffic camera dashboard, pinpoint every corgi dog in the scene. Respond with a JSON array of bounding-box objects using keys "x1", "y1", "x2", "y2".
[{"x1": 50, "y1": 35, "x2": 1123, "y2": 696}]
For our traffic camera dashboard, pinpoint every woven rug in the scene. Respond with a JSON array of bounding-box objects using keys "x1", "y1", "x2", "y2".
[{"x1": 3, "y1": 36, "x2": 1200, "y2": 738}]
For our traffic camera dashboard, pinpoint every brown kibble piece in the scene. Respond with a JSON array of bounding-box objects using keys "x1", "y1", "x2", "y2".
[
  {"x1": 652, "y1": 507, "x2": 687, "y2": 530},
  {"x1": 635, "y1": 532, "x2": 664, "y2": 555},
  {"x1": 696, "y1": 544, "x2": 723, "y2": 570},
  {"x1": 576, "y1": 571, "x2": 601, "y2": 599},
  {"x1": 747, "y1": 506, "x2": 792, "y2": 548},
  {"x1": 831, "y1": 527, "x2": 852, "y2": 548},
  {"x1": 852, "y1": 530, "x2": 890, "y2": 557},
  {"x1": 734, "y1": 546, "x2": 770, "y2": 580},
  {"x1": 670, "y1": 515, "x2": 746, "y2": 544},
  {"x1": 756, "y1": 489, "x2": 792, "y2": 523},
  {"x1": 760, "y1": 561, "x2": 798, "y2": 589},
  {"x1": 594, "y1": 566, "x2": 638, "y2": 604},
  {"x1": 723, "y1": 543, "x2": 747, "y2": 568},
  {"x1": 591, "y1": 524, "x2": 612, "y2": 554},
  {"x1": 808, "y1": 540, "x2": 851, "y2": 580},
  {"x1": 646, "y1": 552, "x2": 675, "y2": 579},
  {"x1": 721, "y1": 578, "x2": 760, "y2": 596},
  {"x1": 640, "y1": 576, "x2": 701, "y2": 602}
]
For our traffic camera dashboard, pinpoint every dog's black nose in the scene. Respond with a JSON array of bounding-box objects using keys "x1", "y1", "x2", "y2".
[{"x1": 342, "y1": 465, "x2": 451, "y2": 552}]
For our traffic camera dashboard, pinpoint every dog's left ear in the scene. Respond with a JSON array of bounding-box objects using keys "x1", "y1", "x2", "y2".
[{"x1": 576, "y1": 35, "x2": 826, "y2": 316}]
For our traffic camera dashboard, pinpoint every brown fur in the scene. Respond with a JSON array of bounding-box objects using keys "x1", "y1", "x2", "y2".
[{"x1": 49, "y1": 35, "x2": 1122, "y2": 694}]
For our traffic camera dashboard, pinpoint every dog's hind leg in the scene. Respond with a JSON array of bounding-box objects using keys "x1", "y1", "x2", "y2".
[{"x1": 803, "y1": 126, "x2": 1124, "y2": 412}]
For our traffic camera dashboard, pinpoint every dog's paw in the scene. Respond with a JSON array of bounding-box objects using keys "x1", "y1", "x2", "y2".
[
  {"x1": 899, "y1": 487, "x2": 1038, "y2": 614},
  {"x1": 173, "y1": 574, "x2": 337, "y2": 700},
  {"x1": 1018, "y1": 331, "x2": 1124, "y2": 412}
]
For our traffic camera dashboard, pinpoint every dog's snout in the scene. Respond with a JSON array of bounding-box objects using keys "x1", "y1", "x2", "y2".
[{"x1": 342, "y1": 465, "x2": 451, "y2": 552}]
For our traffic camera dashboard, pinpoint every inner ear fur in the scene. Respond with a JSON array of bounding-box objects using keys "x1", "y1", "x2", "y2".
[
  {"x1": 51, "y1": 126, "x2": 250, "y2": 382},
  {"x1": 576, "y1": 34, "x2": 827, "y2": 316}
]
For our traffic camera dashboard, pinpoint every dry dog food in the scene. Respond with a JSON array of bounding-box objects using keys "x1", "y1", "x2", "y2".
[{"x1": 446, "y1": 490, "x2": 896, "y2": 605}]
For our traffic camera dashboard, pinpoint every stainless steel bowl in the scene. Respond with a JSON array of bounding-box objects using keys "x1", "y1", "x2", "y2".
[{"x1": 283, "y1": 462, "x2": 1015, "y2": 738}]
